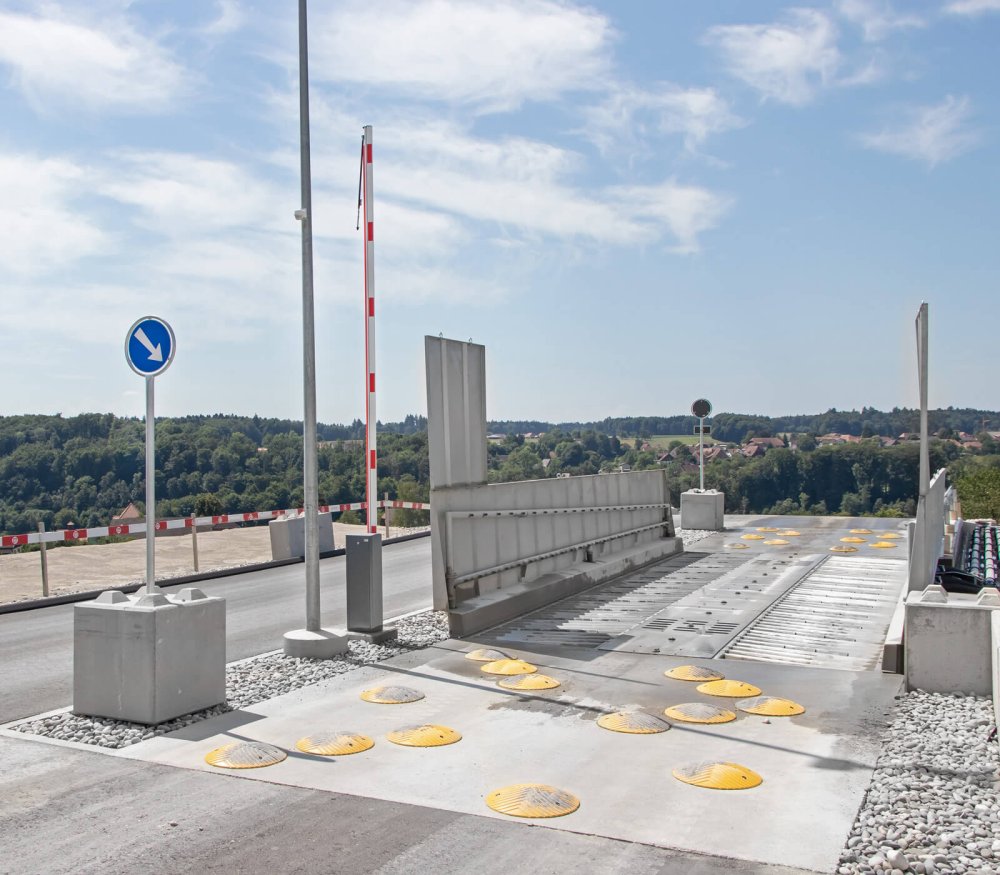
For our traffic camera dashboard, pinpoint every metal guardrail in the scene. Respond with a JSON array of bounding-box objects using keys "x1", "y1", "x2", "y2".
[{"x1": 445, "y1": 501, "x2": 674, "y2": 599}]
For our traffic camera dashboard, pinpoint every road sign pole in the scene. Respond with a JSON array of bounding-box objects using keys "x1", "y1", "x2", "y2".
[
  {"x1": 145, "y1": 375, "x2": 156, "y2": 594},
  {"x1": 699, "y1": 417, "x2": 705, "y2": 491}
]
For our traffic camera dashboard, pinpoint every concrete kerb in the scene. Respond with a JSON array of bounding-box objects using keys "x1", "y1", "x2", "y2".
[{"x1": 0, "y1": 530, "x2": 431, "y2": 616}]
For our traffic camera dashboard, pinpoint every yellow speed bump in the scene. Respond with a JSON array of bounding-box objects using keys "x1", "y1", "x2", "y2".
[
  {"x1": 737, "y1": 696, "x2": 805, "y2": 717},
  {"x1": 763, "y1": 539, "x2": 789, "y2": 546},
  {"x1": 465, "y1": 648, "x2": 514, "y2": 662},
  {"x1": 672, "y1": 761, "x2": 762, "y2": 790},
  {"x1": 664, "y1": 703, "x2": 736, "y2": 724},
  {"x1": 498, "y1": 673, "x2": 561, "y2": 691},
  {"x1": 726, "y1": 543, "x2": 749, "y2": 549},
  {"x1": 386, "y1": 724, "x2": 461, "y2": 747},
  {"x1": 696, "y1": 679, "x2": 762, "y2": 698},
  {"x1": 778, "y1": 530, "x2": 801, "y2": 536},
  {"x1": 850, "y1": 528, "x2": 873, "y2": 535},
  {"x1": 296, "y1": 731, "x2": 375, "y2": 756},
  {"x1": 205, "y1": 741, "x2": 286, "y2": 769},
  {"x1": 596, "y1": 711, "x2": 671, "y2": 734},
  {"x1": 665, "y1": 665, "x2": 724, "y2": 682},
  {"x1": 879, "y1": 532, "x2": 902, "y2": 539},
  {"x1": 741, "y1": 534, "x2": 765, "y2": 540},
  {"x1": 756, "y1": 527, "x2": 779, "y2": 532},
  {"x1": 840, "y1": 536, "x2": 866, "y2": 543},
  {"x1": 869, "y1": 541, "x2": 898, "y2": 549},
  {"x1": 830, "y1": 545, "x2": 858, "y2": 553},
  {"x1": 481, "y1": 659, "x2": 537, "y2": 676},
  {"x1": 360, "y1": 685, "x2": 425, "y2": 704},
  {"x1": 486, "y1": 784, "x2": 580, "y2": 818}
]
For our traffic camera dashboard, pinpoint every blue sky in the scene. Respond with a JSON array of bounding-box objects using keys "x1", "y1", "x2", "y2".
[{"x1": 1, "y1": 0, "x2": 997, "y2": 425}]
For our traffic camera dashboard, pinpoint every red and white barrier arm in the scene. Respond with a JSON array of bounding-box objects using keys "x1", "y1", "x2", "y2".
[{"x1": 0, "y1": 499, "x2": 430, "y2": 548}]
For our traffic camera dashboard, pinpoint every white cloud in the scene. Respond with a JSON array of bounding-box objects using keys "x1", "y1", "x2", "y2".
[
  {"x1": 0, "y1": 153, "x2": 108, "y2": 276},
  {"x1": 705, "y1": 9, "x2": 841, "y2": 105},
  {"x1": 0, "y1": 8, "x2": 187, "y2": 112},
  {"x1": 203, "y1": 0, "x2": 245, "y2": 36},
  {"x1": 944, "y1": 0, "x2": 1000, "y2": 15},
  {"x1": 311, "y1": 0, "x2": 613, "y2": 111},
  {"x1": 614, "y1": 181, "x2": 734, "y2": 255},
  {"x1": 859, "y1": 96, "x2": 979, "y2": 166},
  {"x1": 582, "y1": 84, "x2": 743, "y2": 155},
  {"x1": 96, "y1": 152, "x2": 287, "y2": 235},
  {"x1": 835, "y1": 0, "x2": 925, "y2": 41}
]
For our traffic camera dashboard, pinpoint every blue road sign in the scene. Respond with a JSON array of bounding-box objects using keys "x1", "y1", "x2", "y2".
[{"x1": 125, "y1": 316, "x2": 176, "y2": 377}]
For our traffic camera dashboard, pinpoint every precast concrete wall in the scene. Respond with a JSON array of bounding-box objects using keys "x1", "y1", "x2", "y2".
[
  {"x1": 908, "y1": 468, "x2": 947, "y2": 592},
  {"x1": 429, "y1": 469, "x2": 675, "y2": 610}
]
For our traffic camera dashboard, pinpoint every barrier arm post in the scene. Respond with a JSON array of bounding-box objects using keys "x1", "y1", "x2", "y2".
[{"x1": 38, "y1": 521, "x2": 49, "y2": 598}]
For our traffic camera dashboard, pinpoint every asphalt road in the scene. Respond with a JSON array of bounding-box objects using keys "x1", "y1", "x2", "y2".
[{"x1": 0, "y1": 537, "x2": 433, "y2": 724}]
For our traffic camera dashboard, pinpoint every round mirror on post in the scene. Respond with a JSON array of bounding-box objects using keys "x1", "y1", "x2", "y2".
[{"x1": 692, "y1": 398, "x2": 712, "y2": 419}]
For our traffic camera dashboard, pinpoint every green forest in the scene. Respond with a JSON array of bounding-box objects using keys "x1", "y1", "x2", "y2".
[{"x1": 1, "y1": 408, "x2": 999, "y2": 536}]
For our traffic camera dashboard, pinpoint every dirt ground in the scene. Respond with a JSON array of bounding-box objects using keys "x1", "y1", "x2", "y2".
[{"x1": 0, "y1": 523, "x2": 428, "y2": 605}]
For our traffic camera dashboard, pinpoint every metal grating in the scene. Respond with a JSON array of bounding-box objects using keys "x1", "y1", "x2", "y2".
[{"x1": 721, "y1": 556, "x2": 906, "y2": 671}]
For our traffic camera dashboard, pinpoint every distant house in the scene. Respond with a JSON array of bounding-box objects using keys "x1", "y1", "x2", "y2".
[
  {"x1": 748, "y1": 437, "x2": 785, "y2": 449},
  {"x1": 656, "y1": 452, "x2": 671, "y2": 464},
  {"x1": 962, "y1": 440, "x2": 983, "y2": 451},
  {"x1": 742, "y1": 444, "x2": 766, "y2": 458},
  {"x1": 113, "y1": 502, "x2": 142, "y2": 522},
  {"x1": 541, "y1": 458, "x2": 551, "y2": 469},
  {"x1": 879, "y1": 437, "x2": 898, "y2": 447},
  {"x1": 617, "y1": 464, "x2": 632, "y2": 473}
]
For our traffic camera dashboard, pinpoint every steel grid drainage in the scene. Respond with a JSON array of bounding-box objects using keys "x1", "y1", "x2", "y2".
[
  {"x1": 205, "y1": 741, "x2": 286, "y2": 769},
  {"x1": 596, "y1": 711, "x2": 671, "y2": 734},
  {"x1": 696, "y1": 679, "x2": 762, "y2": 697},
  {"x1": 736, "y1": 696, "x2": 805, "y2": 717},
  {"x1": 295, "y1": 731, "x2": 375, "y2": 755},
  {"x1": 486, "y1": 784, "x2": 580, "y2": 818},
  {"x1": 664, "y1": 665, "x2": 725, "y2": 682},
  {"x1": 497, "y1": 674, "x2": 560, "y2": 691},
  {"x1": 480, "y1": 659, "x2": 538, "y2": 676},
  {"x1": 360, "y1": 685, "x2": 425, "y2": 704},
  {"x1": 663, "y1": 703, "x2": 736, "y2": 724},
  {"x1": 672, "y1": 761, "x2": 762, "y2": 790},
  {"x1": 386, "y1": 725, "x2": 461, "y2": 747}
]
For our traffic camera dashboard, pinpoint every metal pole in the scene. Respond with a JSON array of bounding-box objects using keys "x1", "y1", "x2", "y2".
[
  {"x1": 384, "y1": 491, "x2": 390, "y2": 540},
  {"x1": 37, "y1": 521, "x2": 49, "y2": 598},
  {"x1": 298, "y1": 0, "x2": 320, "y2": 631},
  {"x1": 363, "y1": 125, "x2": 377, "y2": 533},
  {"x1": 917, "y1": 302, "x2": 929, "y2": 498},
  {"x1": 145, "y1": 375, "x2": 155, "y2": 593},
  {"x1": 699, "y1": 417, "x2": 705, "y2": 491},
  {"x1": 190, "y1": 512, "x2": 199, "y2": 573}
]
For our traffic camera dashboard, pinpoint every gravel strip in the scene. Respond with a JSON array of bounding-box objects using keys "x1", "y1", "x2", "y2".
[
  {"x1": 679, "y1": 528, "x2": 714, "y2": 548},
  {"x1": 10, "y1": 611, "x2": 450, "y2": 749},
  {"x1": 837, "y1": 690, "x2": 1000, "y2": 875}
]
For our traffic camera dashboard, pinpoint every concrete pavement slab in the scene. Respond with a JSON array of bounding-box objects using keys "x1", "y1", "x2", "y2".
[{"x1": 105, "y1": 640, "x2": 902, "y2": 873}]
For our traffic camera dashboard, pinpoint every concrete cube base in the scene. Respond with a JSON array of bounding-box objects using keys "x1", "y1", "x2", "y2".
[
  {"x1": 904, "y1": 586, "x2": 1000, "y2": 695},
  {"x1": 73, "y1": 587, "x2": 226, "y2": 725},
  {"x1": 680, "y1": 490, "x2": 725, "y2": 531},
  {"x1": 269, "y1": 511, "x2": 334, "y2": 561}
]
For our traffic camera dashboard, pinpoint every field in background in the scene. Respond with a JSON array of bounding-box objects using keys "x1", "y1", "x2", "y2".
[{"x1": 649, "y1": 434, "x2": 721, "y2": 449}]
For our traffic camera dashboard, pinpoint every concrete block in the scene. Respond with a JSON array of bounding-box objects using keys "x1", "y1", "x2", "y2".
[
  {"x1": 73, "y1": 587, "x2": 226, "y2": 725},
  {"x1": 268, "y1": 511, "x2": 334, "y2": 560},
  {"x1": 904, "y1": 590, "x2": 999, "y2": 695},
  {"x1": 992, "y1": 612, "x2": 1000, "y2": 730},
  {"x1": 680, "y1": 490, "x2": 725, "y2": 531}
]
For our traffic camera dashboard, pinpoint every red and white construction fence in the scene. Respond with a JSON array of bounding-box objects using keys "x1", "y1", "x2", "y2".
[{"x1": 0, "y1": 499, "x2": 430, "y2": 549}]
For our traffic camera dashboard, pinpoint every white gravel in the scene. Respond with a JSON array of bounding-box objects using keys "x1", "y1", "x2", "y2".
[
  {"x1": 10, "y1": 610, "x2": 450, "y2": 750},
  {"x1": 837, "y1": 690, "x2": 1000, "y2": 875}
]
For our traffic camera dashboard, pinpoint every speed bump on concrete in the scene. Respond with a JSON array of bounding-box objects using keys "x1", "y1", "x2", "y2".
[
  {"x1": 596, "y1": 711, "x2": 672, "y2": 734},
  {"x1": 360, "y1": 685, "x2": 425, "y2": 704},
  {"x1": 869, "y1": 541, "x2": 898, "y2": 549},
  {"x1": 205, "y1": 741, "x2": 287, "y2": 769},
  {"x1": 486, "y1": 784, "x2": 580, "y2": 818},
  {"x1": 465, "y1": 648, "x2": 514, "y2": 662},
  {"x1": 741, "y1": 534, "x2": 766, "y2": 541},
  {"x1": 849, "y1": 528, "x2": 874, "y2": 535},
  {"x1": 726, "y1": 542, "x2": 749, "y2": 549},
  {"x1": 756, "y1": 527, "x2": 779, "y2": 533},
  {"x1": 696, "y1": 679, "x2": 762, "y2": 698},
  {"x1": 879, "y1": 532, "x2": 902, "y2": 539},
  {"x1": 763, "y1": 539, "x2": 789, "y2": 546},
  {"x1": 665, "y1": 665, "x2": 724, "y2": 682},
  {"x1": 663, "y1": 703, "x2": 736, "y2": 724},
  {"x1": 672, "y1": 761, "x2": 762, "y2": 790},
  {"x1": 830, "y1": 545, "x2": 858, "y2": 553},
  {"x1": 736, "y1": 696, "x2": 805, "y2": 717},
  {"x1": 386, "y1": 724, "x2": 461, "y2": 747},
  {"x1": 480, "y1": 659, "x2": 538, "y2": 676},
  {"x1": 295, "y1": 731, "x2": 375, "y2": 756},
  {"x1": 778, "y1": 530, "x2": 801, "y2": 536},
  {"x1": 840, "y1": 536, "x2": 866, "y2": 543},
  {"x1": 497, "y1": 674, "x2": 561, "y2": 691}
]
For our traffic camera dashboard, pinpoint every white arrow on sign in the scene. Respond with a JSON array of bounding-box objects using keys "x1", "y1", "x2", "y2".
[{"x1": 133, "y1": 327, "x2": 163, "y2": 362}]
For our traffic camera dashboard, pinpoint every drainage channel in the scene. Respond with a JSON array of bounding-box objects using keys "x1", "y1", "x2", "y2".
[
  {"x1": 479, "y1": 551, "x2": 750, "y2": 650},
  {"x1": 721, "y1": 555, "x2": 907, "y2": 671}
]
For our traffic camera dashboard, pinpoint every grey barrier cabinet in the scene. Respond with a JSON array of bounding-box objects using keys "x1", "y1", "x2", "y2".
[{"x1": 346, "y1": 533, "x2": 396, "y2": 642}]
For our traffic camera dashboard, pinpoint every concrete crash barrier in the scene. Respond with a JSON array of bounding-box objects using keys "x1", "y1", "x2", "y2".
[{"x1": 268, "y1": 510, "x2": 334, "y2": 560}]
